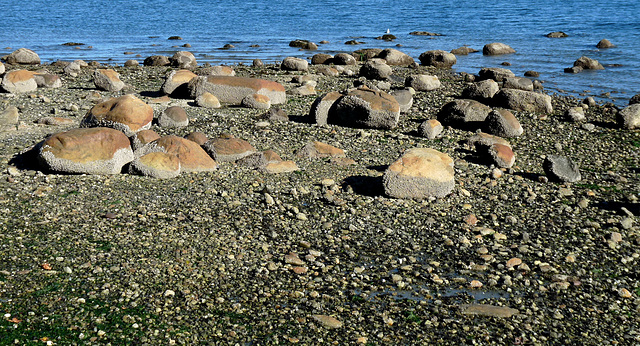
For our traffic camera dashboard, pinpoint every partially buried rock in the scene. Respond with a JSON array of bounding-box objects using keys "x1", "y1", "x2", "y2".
[
  {"x1": 308, "y1": 91, "x2": 343, "y2": 125},
  {"x1": 184, "y1": 131, "x2": 208, "y2": 145},
  {"x1": 330, "y1": 87, "x2": 400, "y2": 129},
  {"x1": 0, "y1": 106, "x2": 19, "y2": 126},
  {"x1": 573, "y1": 56, "x2": 604, "y2": 70},
  {"x1": 241, "y1": 93, "x2": 271, "y2": 109},
  {"x1": 565, "y1": 107, "x2": 586, "y2": 122},
  {"x1": 483, "y1": 42, "x2": 516, "y2": 55},
  {"x1": 37, "y1": 127, "x2": 134, "y2": 175},
  {"x1": 418, "y1": 119, "x2": 443, "y2": 139},
  {"x1": 140, "y1": 135, "x2": 217, "y2": 172},
  {"x1": 93, "y1": 69, "x2": 125, "y2": 92},
  {"x1": 171, "y1": 51, "x2": 197, "y2": 69},
  {"x1": 296, "y1": 141, "x2": 345, "y2": 159},
  {"x1": 196, "y1": 92, "x2": 221, "y2": 108},
  {"x1": 383, "y1": 148, "x2": 455, "y2": 199},
  {"x1": 543, "y1": 155, "x2": 581, "y2": 182},
  {"x1": 437, "y1": 99, "x2": 492, "y2": 129},
  {"x1": 158, "y1": 106, "x2": 188, "y2": 128},
  {"x1": 161, "y1": 69, "x2": 198, "y2": 97},
  {"x1": 478, "y1": 67, "x2": 515, "y2": 82},
  {"x1": 203, "y1": 134, "x2": 256, "y2": 162},
  {"x1": 492, "y1": 89, "x2": 553, "y2": 114},
  {"x1": 418, "y1": 50, "x2": 457, "y2": 68},
  {"x1": 546, "y1": 32, "x2": 568, "y2": 38},
  {"x1": 82, "y1": 94, "x2": 153, "y2": 136},
  {"x1": 617, "y1": 103, "x2": 640, "y2": 129},
  {"x1": 188, "y1": 76, "x2": 286, "y2": 105},
  {"x1": 4, "y1": 48, "x2": 40, "y2": 64},
  {"x1": 359, "y1": 59, "x2": 392, "y2": 80},
  {"x1": 484, "y1": 108, "x2": 523, "y2": 137},
  {"x1": 144, "y1": 55, "x2": 170, "y2": 66},
  {"x1": 450, "y1": 46, "x2": 479, "y2": 55},
  {"x1": 33, "y1": 74, "x2": 62, "y2": 88},
  {"x1": 281, "y1": 57, "x2": 309, "y2": 71},
  {"x1": 405, "y1": 74, "x2": 440, "y2": 91},
  {"x1": 0, "y1": 70, "x2": 37, "y2": 93},
  {"x1": 129, "y1": 152, "x2": 180, "y2": 179},
  {"x1": 263, "y1": 160, "x2": 299, "y2": 174}
]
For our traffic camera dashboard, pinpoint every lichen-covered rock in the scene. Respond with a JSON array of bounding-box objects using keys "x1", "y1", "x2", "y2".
[
  {"x1": 158, "y1": 106, "x2": 189, "y2": 128},
  {"x1": 383, "y1": 148, "x2": 455, "y2": 199},
  {"x1": 37, "y1": 127, "x2": 133, "y2": 174},
  {"x1": 81, "y1": 94, "x2": 153, "y2": 136}
]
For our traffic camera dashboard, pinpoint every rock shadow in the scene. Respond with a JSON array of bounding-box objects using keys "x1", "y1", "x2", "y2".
[
  {"x1": 9, "y1": 143, "x2": 45, "y2": 172},
  {"x1": 342, "y1": 175, "x2": 385, "y2": 197},
  {"x1": 593, "y1": 201, "x2": 640, "y2": 216}
]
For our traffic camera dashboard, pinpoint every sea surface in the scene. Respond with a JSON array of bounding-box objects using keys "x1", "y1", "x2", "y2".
[{"x1": 1, "y1": 0, "x2": 638, "y2": 105}]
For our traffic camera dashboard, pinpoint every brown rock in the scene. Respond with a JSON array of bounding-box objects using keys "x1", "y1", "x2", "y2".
[
  {"x1": 184, "y1": 131, "x2": 208, "y2": 145},
  {"x1": 203, "y1": 134, "x2": 256, "y2": 162},
  {"x1": 383, "y1": 148, "x2": 455, "y2": 199},
  {"x1": 196, "y1": 92, "x2": 221, "y2": 108},
  {"x1": 263, "y1": 161, "x2": 299, "y2": 173},
  {"x1": 418, "y1": 50, "x2": 457, "y2": 68},
  {"x1": 82, "y1": 94, "x2": 154, "y2": 136},
  {"x1": 241, "y1": 93, "x2": 271, "y2": 109},
  {"x1": 158, "y1": 106, "x2": 189, "y2": 128},
  {"x1": 161, "y1": 69, "x2": 198, "y2": 96},
  {"x1": 296, "y1": 141, "x2": 346, "y2": 158},
  {"x1": 461, "y1": 304, "x2": 518, "y2": 318},
  {"x1": 129, "y1": 152, "x2": 181, "y2": 179},
  {"x1": 189, "y1": 76, "x2": 286, "y2": 105},
  {"x1": 130, "y1": 129, "x2": 161, "y2": 151},
  {"x1": 141, "y1": 135, "x2": 217, "y2": 172},
  {"x1": 93, "y1": 69, "x2": 125, "y2": 92},
  {"x1": 144, "y1": 55, "x2": 171, "y2": 66},
  {"x1": 483, "y1": 42, "x2": 516, "y2": 55}
]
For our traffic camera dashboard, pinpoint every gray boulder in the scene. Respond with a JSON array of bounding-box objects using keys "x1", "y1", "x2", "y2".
[
  {"x1": 171, "y1": 51, "x2": 197, "y2": 69},
  {"x1": 333, "y1": 53, "x2": 357, "y2": 65},
  {"x1": 437, "y1": 99, "x2": 492, "y2": 129},
  {"x1": 574, "y1": 56, "x2": 604, "y2": 70},
  {"x1": 330, "y1": 88, "x2": 400, "y2": 129},
  {"x1": 461, "y1": 79, "x2": 499, "y2": 101},
  {"x1": 308, "y1": 91, "x2": 343, "y2": 125},
  {"x1": 390, "y1": 89, "x2": 413, "y2": 113},
  {"x1": 376, "y1": 48, "x2": 414, "y2": 66},
  {"x1": 359, "y1": 59, "x2": 392, "y2": 80},
  {"x1": 478, "y1": 67, "x2": 515, "y2": 82},
  {"x1": 543, "y1": 155, "x2": 581, "y2": 182},
  {"x1": 158, "y1": 106, "x2": 189, "y2": 128},
  {"x1": 493, "y1": 89, "x2": 553, "y2": 113},
  {"x1": 405, "y1": 74, "x2": 440, "y2": 91},
  {"x1": 617, "y1": 104, "x2": 640, "y2": 129},
  {"x1": 418, "y1": 50, "x2": 457, "y2": 68},
  {"x1": 4, "y1": 48, "x2": 40, "y2": 64},
  {"x1": 565, "y1": 107, "x2": 586, "y2": 122},
  {"x1": 503, "y1": 77, "x2": 534, "y2": 91},
  {"x1": 484, "y1": 109, "x2": 523, "y2": 138},
  {"x1": 281, "y1": 57, "x2": 309, "y2": 71},
  {"x1": 483, "y1": 43, "x2": 516, "y2": 55}
]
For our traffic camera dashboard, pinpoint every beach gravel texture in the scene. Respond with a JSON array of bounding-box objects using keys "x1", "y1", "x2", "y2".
[{"x1": 0, "y1": 57, "x2": 638, "y2": 345}]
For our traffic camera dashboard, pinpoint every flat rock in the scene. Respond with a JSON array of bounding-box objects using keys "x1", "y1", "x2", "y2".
[
  {"x1": 201, "y1": 65, "x2": 235, "y2": 76},
  {"x1": 543, "y1": 155, "x2": 581, "y2": 182},
  {"x1": 263, "y1": 160, "x2": 299, "y2": 173},
  {"x1": 493, "y1": 89, "x2": 553, "y2": 113},
  {"x1": 188, "y1": 76, "x2": 286, "y2": 105},
  {"x1": 129, "y1": 152, "x2": 181, "y2": 179},
  {"x1": 81, "y1": 94, "x2": 154, "y2": 136},
  {"x1": 93, "y1": 69, "x2": 125, "y2": 92},
  {"x1": 296, "y1": 141, "x2": 345, "y2": 158},
  {"x1": 450, "y1": 46, "x2": 479, "y2": 55},
  {"x1": 184, "y1": 131, "x2": 208, "y2": 145},
  {"x1": 383, "y1": 148, "x2": 455, "y2": 199},
  {"x1": 461, "y1": 304, "x2": 518, "y2": 318},
  {"x1": 468, "y1": 132, "x2": 512, "y2": 150},
  {"x1": 38, "y1": 127, "x2": 134, "y2": 174},
  {"x1": 203, "y1": 134, "x2": 256, "y2": 162}
]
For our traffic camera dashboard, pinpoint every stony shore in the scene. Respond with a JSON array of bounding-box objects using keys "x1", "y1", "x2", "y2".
[{"x1": 0, "y1": 53, "x2": 639, "y2": 345}]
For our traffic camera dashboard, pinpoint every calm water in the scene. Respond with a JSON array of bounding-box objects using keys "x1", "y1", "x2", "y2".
[{"x1": 1, "y1": 0, "x2": 638, "y2": 105}]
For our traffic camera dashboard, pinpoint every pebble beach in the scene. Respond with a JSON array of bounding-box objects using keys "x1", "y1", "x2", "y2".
[{"x1": 0, "y1": 46, "x2": 639, "y2": 345}]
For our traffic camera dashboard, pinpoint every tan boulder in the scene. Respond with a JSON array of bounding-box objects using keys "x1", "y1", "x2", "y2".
[
  {"x1": 241, "y1": 93, "x2": 271, "y2": 109},
  {"x1": 1, "y1": 70, "x2": 37, "y2": 93},
  {"x1": 158, "y1": 106, "x2": 189, "y2": 128},
  {"x1": 184, "y1": 131, "x2": 208, "y2": 145},
  {"x1": 171, "y1": 51, "x2": 197, "y2": 69},
  {"x1": 493, "y1": 89, "x2": 553, "y2": 113},
  {"x1": 81, "y1": 94, "x2": 154, "y2": 136},
  {"x1": 0, "y1": 106, "x2": 19, "y2": 126},
  {"x1": 484, "y1": 143, "x2": 515, "y2": 168},
  {"x1": 4, "y1": 48, "x2": 40, "y2": 64},
  {"x1": 188, "y1": 76, "x2": 286, "y2": 105},
  {"x1": 331, "y1": 87, "x2": 400, "y2": 129},
  {"x1": 263, "y1": 161, "x2": 299, "y2": 174},
  {"x1": 38, "y1": 127, "x2": 134, "y2": 174},
  {"x1": 405, "y1": 74, "x2": 441, "y2": 91},
  {"x1": 281, "y1": 57, "x2": 309, "y2": 71},
  {"x1": 201, "y1": 65, "x2": 235, "y2": 76},
  {"x1": 377, "y1": 48, "x2": 414, "y2": 66},
  {"x1": 383, "y1": 148, "x2": 455, "y2": 199},
  {"x1": 196, "y1": 92, "x2": 221, "y2": 108},
  {"x1": 141, "y1": 135, "x2": 217, "y2": 172},
  {"x1": 129, "y1": 152, "x2": 181, "y2": 179},
  {"x1": 130, "y1": 129, "x2": 161, "y2": 151},
  {"x1": 161, "y1": 69, "x2": 198, "y2": 96},
  {"x1": 144, "y1": 55, "x2": 170, "y2": 66},
  {"x1": 203, "y1": 134, "x2": 256, "y2": 162},
  {"x1": 93, "y1": 69, "x2": 125, "y2": 92},
  {"x1": 483, "y1": 42, "x2": 516, "y2": 55},
  {"x1": 308, "y1": 91, "x2": 343, "y2": 125},
  {"x1": 296, "y1": 141, "x2": 346, "y2": 158}
]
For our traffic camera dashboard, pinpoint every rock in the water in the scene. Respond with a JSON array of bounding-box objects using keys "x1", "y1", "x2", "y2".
[
  {"x1": 161, "y1": 69, "x2": 198, "y2": 97},
  {"x1": 308, "y1": 91, "x2": 343, "y2": 125},
  {"x1": 129, "y1": 152, "x2": 181, "y2": 179},
  {"x1": 493, "y1": 89, "x2": 553, "y2": 113},
  {"x1": 418, "y1": 119, "x2": 443, "y2": 139},
  {"x1": 0, "y1": 70, "x2": 37, "y2": 93},
  {"x1": 437, "y1": 99, "x2": 492, "y2": 129},
  {"x1": 405, "y1": 74, "x2": 441, "y2": 91},
  {"x1": 629, "y1": 93, "x2": 640, "y2": 105},
  {"x1": 33, "y1": 74, "x2": 62, "y2": 88},
  {"x1": 543, "y1": 155, "x2": 581, "y2": 182},
  {"x1": 461, "y1": 79, "x2": 499, "y2": 102},
  {"x1": 188, "y1": 76, "x2": 286, "y2": 105},
  {"x1": 196, "y1": 92, "x2": 221, "y2": 108},
  {"x1": 484, "y1": 108, "x2": 523, "y2": 138},
  {"x1": 330, "y1": 87, "x2": 400, "y2": 129},
  {"x1": 359, "y1": 59, "x2": 392, "y2": 80},
  {"x1": 450, "y1": 46, "x2": 479, "y2": 55},
  {"x1": 478, "y1": 67, "x2": 515, "y2": 82},
  {"x1": 144, "y1": 55, "x2": 171, "y2": 66},
  {"x1": 289, "y1": 39, "x2": 317, "y2": 50},
  {"x1": 573, "y1": 56, "x2": 604, "y2": 70},
  {"x1": 4, "y1": 48, "x2": 40, "y2": 64},
  {"x1": 383, "y1": 148, "x2": 455, "y2": 199},
  {"x1": 376, "y1": 48, "x2": 414, "y2": 66},
  {"x1": 203, "y1": 134, "x2": 256, "y2": 162},
  {"x1": 596, "y1": 39, "x2": 614, "y2": 49},
  {"x1": 565, "y1": 107, "x2": 586, "y2": 122},
  {"x1": 158, "y1": 106, "x2": 189, "y2": 128},
  {"x1": 241, "y1": 93, "x2": 271, "y2": 109},
  {"x1": 546, "y1": 32, "x2": 568, "y2": 38},
  {"x1": 281, "y1": 57, "x2": 309, "y2": 71},
  {"x1": 524, "y1": 70, "x2": 540, "y2": 77},
  {"x1": 503, "y1": 77, "x2": 534, "y2": 91},
  {"x1": 483, "y1": 42, "x2": 516, "y2": 55},
  {"x1": 141, "y1": 135, "x2": 217, "y2": 172},
  {"x1": 296, "y1": 141, "x2": 345, "y2": 159},
  {"x1": 81, "y1": 94, "x2": 153, "y2": 136},
  {"x1": 93, "y1": 69, "x2": 125, "y2": 92},
  {"x1": 617, "y1": 103, "x2": 640, "y2": 129},
  {"x1": 418, "y1": 50, "x2": 457, "y2": 68},
  {"x1": 38, "y1": 127, "x2": 134, "y2": 174},
  {"x1": 564, "y1": 66, "x2": 583, "y2": 74},
  {"x1": 171, "y1": 51, "x2": 197, "y2": 69}
]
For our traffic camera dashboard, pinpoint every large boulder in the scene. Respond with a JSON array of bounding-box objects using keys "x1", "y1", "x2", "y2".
[
  {"x1": 0, "y1": 70, "x2": 37, "y2": 93},
  {"x1": 461, "y1": 79, "x2": 499, "y2": 102},
  {"x1": 33, "y1": 73, "x2": 62, "y2": 88},
  {"x1": 188, "y1": 76, "x2": 286, "y2": 105},
  {"x1": 4, "y1": 48, "x2": 40, "y2": 64},
  {"x1": 139, "y1": 135, "x2": 217, "y2": 172},
  {"x1": 37, "y1": 127, "x2": 134, "y2": 174},
  {"x1": 81, "y1": 94, "x2": 154, "y2": 136},
  {"x1": 418, "y1": 50, "x2": 457, "y2": 68},
  {"x1": 158, "y1": 106, "x2": 189, "y2": 128},
  {"x1": 617, "y1": 104, "x2": 640, "y2": 129},
  {"x1": 93, "y1": 69, "x2": 125, "y2": 92},
  {"x1": 161, "y1": 69, "x2": 198, "y2": 97},
  {"x1": 493, "y1": 89, "x2": 553, "y2": 113},
  {"x1": 383, "y1": 148, "x2": 455, "y2": 199},
  {"x1": 281, "y1": 57, "x2": 309, "y2": 71},
  {"x1": 311, "y1": 53, "x2": 333, "y2": 65},
  {"x1": 437, "y1": 99, "x2": 492, "y2": 129},
  {"x1": 596, "y1": 39, "x2": 614, "y2": 49},
  {"x1": 376, "y1": 48, "x2": 414, "y2": 66},
  {"x1": 484, "y1": 109, "x2": 523, "y2": 138},
  {"x1": 359, "y1": 59, "x2": 392, "y2": 80},
  {"x1": 503, "y1": 77, "x2": 534, "y2": 92},
  {"x1": 573, "y1": 56, "x2": 604, "y2": 70},
  {"x1": 171, "y1": 51, "x2": 197, "y2": 69},
  {"x1": 478, "y1": 67, "x2": 515, "y2": 82},
  {"x1": 390, "y1": 89, "x2": 413, "y2": 113},
  {"x1": 308, "y1": 91, "x2": 343, "y2": 125},
  {"x1": 144, "y1": 55, "x2": 171, "y2": 66},
  {"x1": 483, "y1": 42, "x2": 516, "y2": 55},
  {"x1": 289, "y1": 39, "x2": 317, "y2": 50},
  {"x1": 330, "y1": 88, "x2": 400, "y2": 129},
  {"x1": 405, "y1": 74, "x2": 440, "y2": 91},
  {"x1": 333, "y1": 53, "x2": 357, "y2": 65}
]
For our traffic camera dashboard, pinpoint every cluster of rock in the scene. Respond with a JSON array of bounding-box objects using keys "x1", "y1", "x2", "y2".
[{"x1": 565, "y1": 56, "x2": 605, "y2": 74}]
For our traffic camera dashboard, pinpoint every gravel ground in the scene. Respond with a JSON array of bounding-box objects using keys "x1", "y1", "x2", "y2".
[{"x1": 0, "y1": 61, "x2": 639, "y2": 345}]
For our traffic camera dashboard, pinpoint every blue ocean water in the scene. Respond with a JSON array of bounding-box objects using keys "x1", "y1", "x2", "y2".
[{"x1": 1, "y1": 0, "x2": 638, "y2": 105}]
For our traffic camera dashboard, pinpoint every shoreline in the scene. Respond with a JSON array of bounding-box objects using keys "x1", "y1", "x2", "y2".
[{"x1": 0, "y1": 57, "x2": 639, "y2": 344}]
